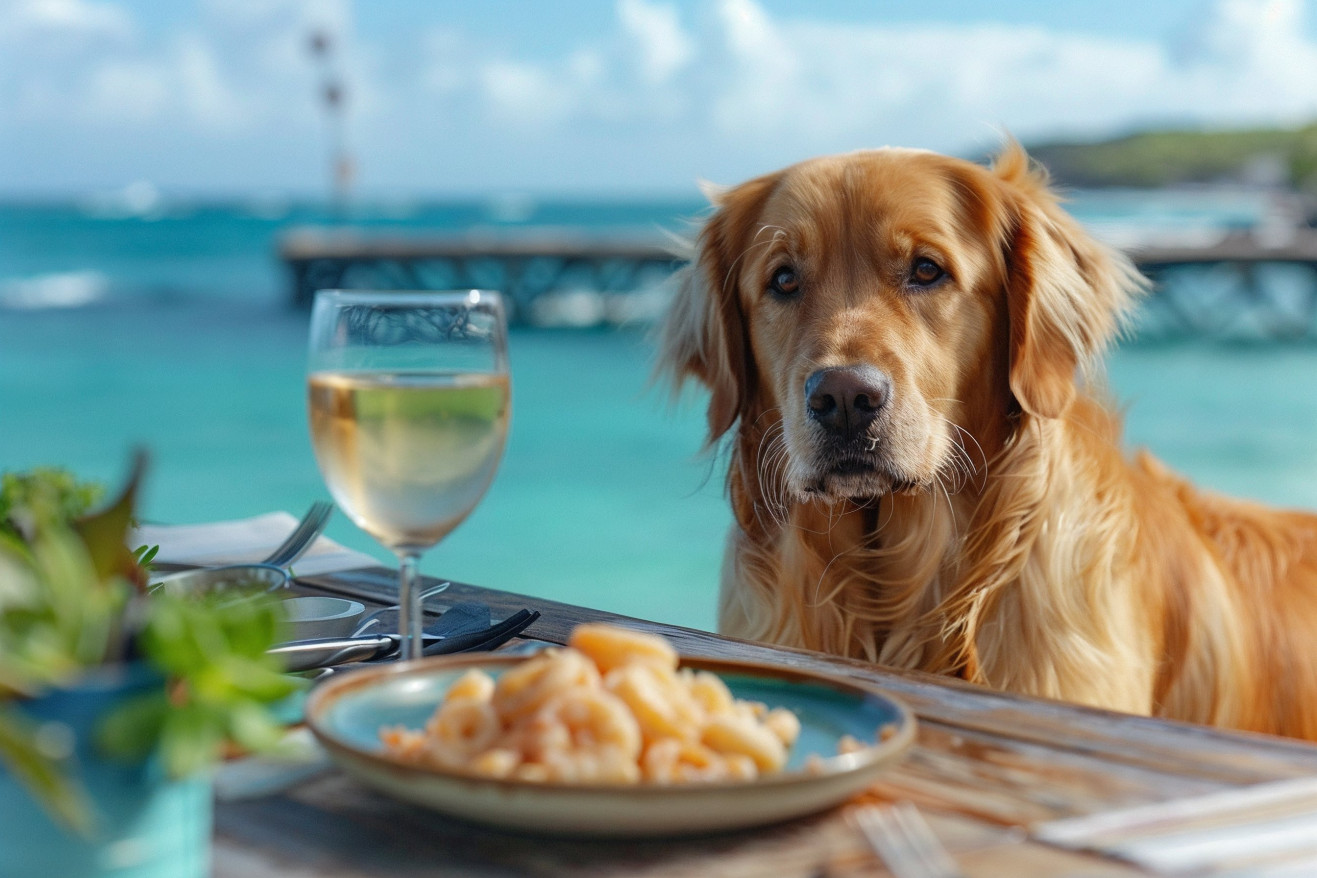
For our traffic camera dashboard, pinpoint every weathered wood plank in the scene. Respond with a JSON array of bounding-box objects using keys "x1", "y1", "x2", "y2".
[
  {"x1": 1129, "y1": 228, "x2": 1317, "y2": 269},
  {"x1": 216, "y1": 772, "x2": 836, "y2": 878},
  {"x1": 214, "y1": 773, "x2": 1138, "y2": 878},
  {"x1": 279, "y1": 231, "x2": 683, "y2": 312},
  {"x1": 280, "y1": 232, "x2": 677, "y2": 262},
  {"x1": 869, "y1": 721, "x2": 1223, "y2": 826}
]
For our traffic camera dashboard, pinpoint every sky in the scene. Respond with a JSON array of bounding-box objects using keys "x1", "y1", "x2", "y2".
[{"x1": 4, "y1": 0, "x2": 1317, "y2": 197}]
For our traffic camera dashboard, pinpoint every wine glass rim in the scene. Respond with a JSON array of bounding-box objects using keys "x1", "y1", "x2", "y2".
[{"x1": 313, "y1": 289, "x2": 504, "y2": 307}]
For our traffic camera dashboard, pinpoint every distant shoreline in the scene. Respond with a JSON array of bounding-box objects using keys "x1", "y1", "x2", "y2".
[{"x1": 1025, "y1": 122, "x2": 1317, "y2": 195}]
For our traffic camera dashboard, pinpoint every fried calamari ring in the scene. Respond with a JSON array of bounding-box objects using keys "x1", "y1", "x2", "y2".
[
  {"x1": 642, "y1": 737, "x2": 757, "y2": 783},
  {"x1": 701, "y1": 713, "x2": 788, "y2": 773},
  {"x1": 468, "y1": 747, "x2": 521, "y2": 779},
  {"x1": 379, "y1": 725, "x2": 427, "y2": 761},
  {"x1": 604, "y1": 663, "x2": 702, "y2": 743},
  {"x1": 445, "y1": 668, "x2": 496, "y2": 703},
  {"x1": 525, "y1": 687, "x2": 643, "y2": 783},
  {"x1": 491, "y1": 647, "x2": 600, "y2": 723},
  {"x1": 424, "y1": 695, "x2": 501, "y2": 769},
  {"x1": 681, "y1": 668, "x2": 735, "y2": 716},
  {"x1": 568, "y1": 623, "x2": 677, "y2": 674},
  {"x1": 764, "y1": 707, "x2": 802, "y2": 747}
]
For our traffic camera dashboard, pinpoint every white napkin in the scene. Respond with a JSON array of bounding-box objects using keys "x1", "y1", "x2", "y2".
[
  {"x1": 1033, "y1": 776, "x2": 1317, "y2": 875},
  {"x1": 132, "y1": 511, "x2": 380, "y2": 578}
]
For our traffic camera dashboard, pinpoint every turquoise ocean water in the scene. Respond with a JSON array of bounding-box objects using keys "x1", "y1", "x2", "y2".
[{"x1": 3, "y1": 193, "x2": 1317, "y2": 632}]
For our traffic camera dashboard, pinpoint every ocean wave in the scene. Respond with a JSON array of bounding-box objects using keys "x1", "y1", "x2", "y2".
[
  {"x1": 0, "y1": 271, "x2": 110, "y2": 310},
  {"x1": 78, "y1": 181, "x2": 165, "y2": 220}
]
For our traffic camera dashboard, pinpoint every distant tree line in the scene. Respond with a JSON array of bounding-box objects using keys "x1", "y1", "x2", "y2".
[{"x1": 1024, "y1": 123, "x2": 1317, "y2": 191}]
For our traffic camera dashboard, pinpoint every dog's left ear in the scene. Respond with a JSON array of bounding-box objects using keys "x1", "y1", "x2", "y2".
[{"x1": 993, "y1": 144, "x2": 1145, "y2": 419}]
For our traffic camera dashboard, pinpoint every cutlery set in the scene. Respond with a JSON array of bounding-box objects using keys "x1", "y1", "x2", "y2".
[
  {"x1": 159, "y1": 503, "x2": 541, "y2": 673},
  {"x1": 271, "y1": 602, "x2": 540, "y2": 672}
]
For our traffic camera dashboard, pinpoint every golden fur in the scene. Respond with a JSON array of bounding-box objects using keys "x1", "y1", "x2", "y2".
[{"x1": 660, "y1": 144, "x2": 1317, "y2": 739}]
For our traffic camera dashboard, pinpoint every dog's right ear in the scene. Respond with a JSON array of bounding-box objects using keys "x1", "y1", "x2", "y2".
[{"x1": 658, "y1": 172, "x2": 780, "y2": 446}]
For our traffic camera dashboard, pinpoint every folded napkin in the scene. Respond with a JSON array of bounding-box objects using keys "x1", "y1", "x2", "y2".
[
  {"x1": 132, "y1": 511, "x2": 380, "y2": 578},
  {"x1": 1033, "y1": 776, "x2": 1317, "y2": 875}
]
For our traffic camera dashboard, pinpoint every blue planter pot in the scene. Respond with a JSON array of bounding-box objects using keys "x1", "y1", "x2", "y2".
[{"x1": 0, "y1": 664, "x2": 211, "y2": 878}]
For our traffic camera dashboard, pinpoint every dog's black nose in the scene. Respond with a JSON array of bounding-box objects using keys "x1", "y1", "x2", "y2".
[{"x1": 805, "y1": 366, "x2": 892, "y2": 437}]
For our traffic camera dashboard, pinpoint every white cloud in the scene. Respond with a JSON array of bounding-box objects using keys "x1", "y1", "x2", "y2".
[
  {"x1": 0, "y1": 0, "x2": 132, "y2": 43},
  {"x1": 1169, "y1": 0, "x2": 1317, "y2": 124},
  {"x1": 82, "y1": 57, "x2": 169, "y2": 122},
  {"x1": 480, "y1": 59, "x2": 575, "y2": 125},
  {"x1": 418, "y1": 28, "x2": 468, "y2": 96},
  {"x1": 1, "y1": 0, "x2": 358, "y2": 134},
  {"x1": 617, "y1": 0, "x2": 693, "y2": 85},
  {"x1": 404, "y1": 0, "x2": 1317, "y2": 179},
  {"x1": 9, "y1": 0, "x2": 1317, "y2": 192},
  {"x1": 429, "y1": 3, "x2": 692, "y2": 129},
  {"x1": 707, "y1": 0, "x2": 801, "y2": 137},
  {"x1": 684, "y1": 0, "x2": 1317, "y2": 153},
  {"x1": 175, "y1": 35, "x2": 248, "y2": 132}
]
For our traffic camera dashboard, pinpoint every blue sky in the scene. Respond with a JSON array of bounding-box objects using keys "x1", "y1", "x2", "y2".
[{"x1": 3, "y1": 0, "x2": 1317, "y2": 197}]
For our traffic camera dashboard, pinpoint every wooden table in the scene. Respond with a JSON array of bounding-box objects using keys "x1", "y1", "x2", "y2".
[{"x1": 214, "y1": 568, "x2": 1317, "y2": 877}]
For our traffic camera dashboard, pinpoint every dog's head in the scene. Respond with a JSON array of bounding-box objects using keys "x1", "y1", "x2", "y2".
[{"x1": 661, "y1": 144, "x2": 1143, "y2": 503}]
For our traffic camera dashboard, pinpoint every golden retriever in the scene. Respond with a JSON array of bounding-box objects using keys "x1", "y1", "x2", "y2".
[{"x1": 660, "y1": 143, "x2": 1317, "y2": 740}]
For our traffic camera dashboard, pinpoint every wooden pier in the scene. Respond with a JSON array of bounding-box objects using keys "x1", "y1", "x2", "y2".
[
  {"x1": 280, "y1": 229, "x2": 681, "y2": 324},
  {"x1": 1128, "y1": 229, "x2": 1317, "y2": 339},
  {"x1": 281, "y1": 226, "x2": 1317, "y2": 338}
]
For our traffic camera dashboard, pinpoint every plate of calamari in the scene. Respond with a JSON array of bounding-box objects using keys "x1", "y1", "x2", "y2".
[{"x1": 305, "y1": 623, "x2": 915, "y2": 836}]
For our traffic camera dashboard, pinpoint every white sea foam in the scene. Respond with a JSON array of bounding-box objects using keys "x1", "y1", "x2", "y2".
[
  {"x1": 79, "y1": 181, "x2": 165, "y2": 220},
  {"x1": 0, "y1": 271, "x2": 109, "y2": 310},
  {"x1": 485, "y1": 193, "x2": 536, "y2": 224}
]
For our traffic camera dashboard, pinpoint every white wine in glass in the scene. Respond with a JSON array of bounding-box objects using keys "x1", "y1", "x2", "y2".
[{"x1": 307, "y1": 290, "x2": 510, "y2": 660}]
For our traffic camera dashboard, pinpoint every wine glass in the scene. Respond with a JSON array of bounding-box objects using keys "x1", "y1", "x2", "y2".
[{"x1": 306, "y1": 289, "x2": 511, "y2": 660}]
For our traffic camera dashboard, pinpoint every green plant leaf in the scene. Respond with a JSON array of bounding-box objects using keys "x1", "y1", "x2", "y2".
[
  {"x1": 94, "y1": 691, "x2": 169, "y2": 764},
  {"x1": 225, "y1": 699, "x2": 287, "y2": 754},
  {"x1": 159, "y1": 702, "x2": 223, "y2": 778},
  {"x1": 0, "y1": 468, "x2": 104, "y2": 542},
  {"x1": 28, "y1": 529, "x2": 121, "y2": 668},
  {"x1": 131, "y1": 544, "x2": 159, "y2": 569},
  {"x1": 217, "y1": 598, "x2": 284, "y2": 660},
  {"x1": 72, "y1": 451, "x2": 145, "y2": 583},
  {"x1": 0, "y1": 542, "x2": 40, "y2": 613},
  {"x1": 218, "y1": 655, "x2": 301, "y2": 702}
]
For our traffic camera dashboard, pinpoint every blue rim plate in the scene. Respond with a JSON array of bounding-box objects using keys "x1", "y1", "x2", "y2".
[{"x1": 306, "y1": 652, "x2": 916, "y2": 837}]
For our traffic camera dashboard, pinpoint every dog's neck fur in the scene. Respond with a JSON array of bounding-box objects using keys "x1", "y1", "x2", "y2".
[{"x1": 720, "y1": 390, "x2": 1227, "y2": 718}]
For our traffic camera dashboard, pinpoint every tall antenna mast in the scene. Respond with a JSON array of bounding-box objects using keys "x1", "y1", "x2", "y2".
[{"x1": 308, "y1": 28, "x2": 353, "y2": 209}]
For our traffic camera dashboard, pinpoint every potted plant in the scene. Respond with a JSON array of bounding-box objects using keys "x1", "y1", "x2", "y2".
[{"x1": 0, "y1": 457, "x2": 298, "y2": 878}]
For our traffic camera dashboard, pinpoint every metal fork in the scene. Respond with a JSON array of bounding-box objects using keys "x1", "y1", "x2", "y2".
[
  {"x1": 351, "y1": 581, "x2": 451, "y2": 636},
  {"x1": 851, "y1": 803, "x2": 965, "y2": 878},
  {"x1": 262, "y1": 501, "x2": 334, "y2": 569}
]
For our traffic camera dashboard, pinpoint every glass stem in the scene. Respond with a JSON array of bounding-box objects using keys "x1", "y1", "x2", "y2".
[{"x1": 396, "y1": 550, "x2": 424, "y2": 661}]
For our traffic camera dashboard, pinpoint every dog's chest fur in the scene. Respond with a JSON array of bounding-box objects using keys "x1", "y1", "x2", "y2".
[{"x1": 721, "y1": 402, "x2": 1212, "y2": 719}]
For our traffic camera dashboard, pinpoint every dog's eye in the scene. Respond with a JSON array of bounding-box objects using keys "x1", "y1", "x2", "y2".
[
  {"x1": 768, "y1": 266, "x2": 801, "y2": 298},
  {"x1": 909, "y1": 258, "x2": 945, "y2": 288}
]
